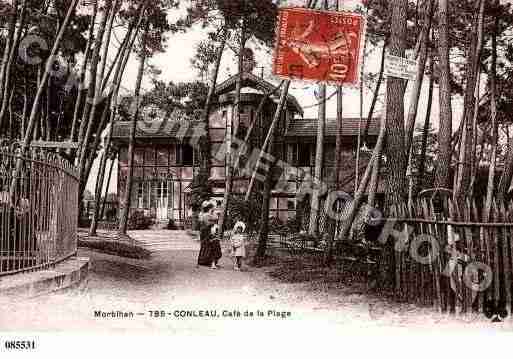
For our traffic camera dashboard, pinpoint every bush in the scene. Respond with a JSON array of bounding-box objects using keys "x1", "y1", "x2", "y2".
[
  {"x1": 227, "y1": 194, "x2": 262, "y2": 232},
  {"x1": 78, "y1": 239, "x2": 151, "y2": 260},
  {"x1": 127, "y1": 211, "x2": 153, "y2": 230}
]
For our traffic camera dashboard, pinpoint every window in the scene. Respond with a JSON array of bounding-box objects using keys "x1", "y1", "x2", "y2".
[
  {"x1": 297, "y1": 144, "x2": 311, "y2": 167},
  {"x1": 286, "y1": 144, "x2": 296, "y2": 164},
  {"x1": 134, "y1": 149, "x2": 144, "y2": 165},
  {"x1": 144, "y1": 148, "x2": 155, "y2": 165},
  {"x1": 156, "y1": 181, "x2": 168, "y2": 199},
  {"x1": 177, "y1": 144, "x2": 194, "y2": 166},
  {"x1": 156, "y1": 148, "x2": 168, "y2": 166}
]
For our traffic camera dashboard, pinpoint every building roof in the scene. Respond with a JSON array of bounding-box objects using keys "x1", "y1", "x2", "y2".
[
  {"x1": 111, "y1": 120, "x2": 202, "y2": 140},
  {"x1": 215, "y1": 72, "x2": 303, "y2": 116},
  {"x1": 285, "y1": 117, "x2": 381, "y2": 138},
  {"x1": 111, "y1": 116, "x2": 382, "y2": 141}
]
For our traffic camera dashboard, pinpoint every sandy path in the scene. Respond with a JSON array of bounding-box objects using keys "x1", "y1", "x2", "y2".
[{"x1": 0, "y1": 244, "x2": 511, "y2": 334}]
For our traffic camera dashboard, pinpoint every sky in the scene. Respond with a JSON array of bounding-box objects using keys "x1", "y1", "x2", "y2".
[{"x1": 86, "y1": 0, "x2": 466, "y2": 195}]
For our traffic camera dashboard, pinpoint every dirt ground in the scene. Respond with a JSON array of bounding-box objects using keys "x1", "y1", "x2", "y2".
[{"x1": 0, "y1": 243, "x2": 512, "y2": 335}]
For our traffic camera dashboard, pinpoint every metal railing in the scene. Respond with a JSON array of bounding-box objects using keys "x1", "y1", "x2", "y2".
[{"x1": 0, "y1": 147, "x2": 79, "y2": 277}]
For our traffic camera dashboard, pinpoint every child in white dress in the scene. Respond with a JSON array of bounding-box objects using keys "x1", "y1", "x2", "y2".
[{"x1": 230, "y1": 221, "x2": 246, "y2": 271}]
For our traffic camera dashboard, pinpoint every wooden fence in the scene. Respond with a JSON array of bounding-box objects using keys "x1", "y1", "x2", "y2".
[
  {"x1": 389, "y1": 197, "x2": 513, "y2": 315},
  {"x1": 0, "y1": 147, "x2": 79, "y2": 276}
]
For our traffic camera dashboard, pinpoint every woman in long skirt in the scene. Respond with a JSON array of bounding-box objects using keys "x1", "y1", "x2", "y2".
[
  {"x1": 197, "y1": 200, "x2": 217, "y2": 266},
  {"x1": 208, "y1": 224, "x2": 222, "y2": 269}
]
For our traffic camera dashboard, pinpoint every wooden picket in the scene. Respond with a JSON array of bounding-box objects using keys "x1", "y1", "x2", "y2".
[{"x1": 389, "y1": 196, "x2": 513, "y2": 316}]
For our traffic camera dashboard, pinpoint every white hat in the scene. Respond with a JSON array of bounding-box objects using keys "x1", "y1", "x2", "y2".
[{"x1": 234, "y1": 221, "x2": 246, "y2": 233}]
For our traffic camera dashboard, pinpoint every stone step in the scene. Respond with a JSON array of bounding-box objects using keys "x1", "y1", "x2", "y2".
[{"x1": 0, "y1": 257, "x2": 90, "y2": 299}]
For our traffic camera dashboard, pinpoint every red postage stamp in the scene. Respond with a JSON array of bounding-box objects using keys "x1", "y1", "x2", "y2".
[{"x1": 272, "y1": 7, "x2": 366, "y2": 86}]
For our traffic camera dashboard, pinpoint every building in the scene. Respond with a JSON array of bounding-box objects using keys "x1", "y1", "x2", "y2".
[{"x1": 112, "y1": 72, "x2": 381, "y2": 228}]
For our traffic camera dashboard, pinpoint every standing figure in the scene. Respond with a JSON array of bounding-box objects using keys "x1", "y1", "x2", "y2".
[
  {"x1": 209, "y1": 224, "x2": 223, "y2": 270},
  {"x1": 230, "y1": 221, "x2": 247, "y2": 271},
  {"x1": 197, "y1": 200, "x2": 218, "y2": 267}
]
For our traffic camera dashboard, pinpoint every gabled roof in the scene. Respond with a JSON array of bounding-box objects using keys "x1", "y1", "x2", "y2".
[
  {"x1": 285, "y1": 117, "x2": 381, "y2": 138},
  {"x1": 215, "y1": 72, "x2": 303, "y2": 116}
]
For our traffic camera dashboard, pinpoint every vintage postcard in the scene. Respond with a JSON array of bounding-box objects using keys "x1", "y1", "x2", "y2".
[{"x1": 0, "y1": 0, "x2": 512, "y2": 357}]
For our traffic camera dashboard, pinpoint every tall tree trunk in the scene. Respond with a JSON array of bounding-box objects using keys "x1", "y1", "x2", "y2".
[
  {"x1": 101, "y1": 154, "x2": 116, "y2": 220},
  {"x1": 469, "y1": 72, "x2": 482, "y2": 195},
  {"x1": 77, "y1": 1, "x2": 112, "y2": 196},
  {"x1": 404, "y1": 0, "x2": 433, "y2": 157},
  {"x1": 309, "y1": 0, "x2": 329, "y2": 235},
  {"x1": 89, "y1": 106, "x2": 112, "y2": 236},
  {"x1": 363, "y1": 40, "x2": 387, "y2": 145},
  {"x1": 81, "y1": 99, "x2": 111, "y2": 199},
  {"x1": 103, "y1": 30, "x2": 130, "y2": 89},
  {"x1": 484, "y1": 14, "x2": 499, "y2": 220},
  {"x1": 80, "y1": 0, "x2": 120, "y2": 199},
  {"x1": 384, "y1": 0, "x2": 408, "y2": 208},
  {"x1": 17, "y1": 0, "x2": 79, "y2": 152},
  {"x1": 91, "y1": 14, "x2": 143, "y2": 233},
  {"x1": 407, "y1": 148, "x2": 415, "y2": 207},
  {"x1": 7, "y1": 87, "x2": 14, "y2": 139},
  {"x1": 118, "y1": 22, "x2": 149, "y2": 236},
  {"x1": 199, "y1": 26, "x2": 227, "y2": 174},
  {"x1": 454, "y1": 0, "x2": 485, "y2": 202},
  {"x1": 498, "y1": 142, "x2": 513, "y2": 202},
  {"x1": 309, "y1": 83, "x2": 326, "y2": 235},
  {"x1": 219, "y1": 20, "x2": 246, "y2": 234},
  {"x1": 236, "y1": 80, "x2": 284, "y2": 168},
  {"x1": 252, "y1": 82, "x2": 291, "y2": 262},
  {"x1": 245, "y1": 81, "x2": 291, "y2": 201},
  {"x1": 0, "y1": 0, "x2": 26, "y2": 134},
  {"x1": 330, "y1": 86, "x2": 343, "y2": 243},
  {"x1": 434, "y1": 0, "x2": 453, "y2": 189},
  {"x1": 365, "y1": 41, "x2": 388, "y2": 209},
  {"x1": 193, "y1": 26, "x2": 227, "y2": 230},
  {"x1": 45, "y1": 77, "x2": 51, "y2": 140},
  {"x1": 368, "y1": 144, "x2": 383, "y2": 207},
  {"x1": 70, "y1": 0, "x2": 98, "y2": 143},
  {"x1": 337, "y1": 113, "x2": 387, "y2": 243},
  {"x1": 21, "y1": 72, "x2": 28, "y2": 138},
  {"x1": 35, "y1": 65, "x2": 42, "y2": 141},
  {"x1": 11, "y1": 0, "x2": 80, "y2": 200},
  {"x1": 254, "y1": 131, "x2": 276, "y2": 263},
  {"x1": 0, "y1": 0, "x2": 18, "y2": 134},
  {"x1": 418, "y1": 52, "x2": 434, "y2": 184},
  {"x1": 40, "y1": 79, "x2": 47, "y2": 140}
]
